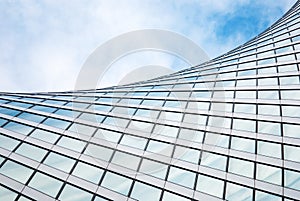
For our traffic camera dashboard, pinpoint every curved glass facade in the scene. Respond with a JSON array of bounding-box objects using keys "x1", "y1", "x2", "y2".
[{"x1": 1, "y1": 1, "x2": 300, "y2": 200}]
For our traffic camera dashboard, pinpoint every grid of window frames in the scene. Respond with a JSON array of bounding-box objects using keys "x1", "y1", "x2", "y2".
[{"x1": 1, "y1": 1, "x2": 300, "y2": 201}]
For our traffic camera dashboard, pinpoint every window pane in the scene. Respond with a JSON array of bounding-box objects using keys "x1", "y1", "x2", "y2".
[
  {"x1": 256, "y1": 164, "x2": 281, "y2": 185},
  {"x1": 43, "y1": 118, "x2": 71, "y2": 129},
  {"x1": 111, "y1": 151, "x2": 140, "y2": 170},
  {"x1": 162, "y1": 191, "x2": 190, "y2": 201},
  {"x1": 0, "y1": 134, "x2": 20, "y2": 151},
  {"x1": 0, "y1": 186, "x2": 18, "y2": 200},
  {"x1": 231, "y1": 137, "x2": 255, "y2": 153},
  {"x1": 57, "y1": 137, "x2": 86, "y2": 152},
  {"x1": 44, "y1": 153, "x2": 75, "y2": 173},
  {"x1": 120, "y1": 135, "x2": 147, "y2": 150},
  {"x1": 197, "y1": 174, "x2": 224, "y2": 198},
  {"x1": 285, "y1": 169, "x2": 300, "y2": 190},
  {"x1": 139, "y1": 159, "x2": 167, "y2": 179},
  {"x1": 0, "y1": 160, "x2": 33, "y2": 184},
  {"x1": 84, "y1": 144, "x2": 113, "y2": 162},
  {"x1": 29, "y1": 172, "x2": 63, "y2": 197},
  {"x1": 101, "y1": 172, "x2": 132, "y2": 195},
  {"x1": 3, "y1": 122, "x2": 33, "y2": 135},
  {"x1": 147, "y1": 140, "x2": 174, "y2": 157},
  {"x1": 72, "y1": 162, "x2": 104, "y2": 184},
  {"x1": 94, "y1": 129, "x2": 121, "y2": 143},
  {"x1": 167, "y1": 166, "x2": 196, "y2": 188},
  {"x1": 226, "y1": 183, "x2": 252, "y2": 201},
  {"x1": 201, "y1": 152, "x2": 227, "y2": 171},
  {"x1": 17, "y1": 112, "x2": 46, "y2": 123},
  {"x1": 30, "y1": 129, "x2": 59, "y2": 143},
  {"x1": 68, "y1": 123, "x2": 96, "y2": 136},
  {"x1": 59, "y1": 184, "x2": 92, "y2": 201},
  {"x1": 229, "y1": 158, "x2": 254, "y2": 178},
  {"x1": 131, "y1": 182, "x2": 161, "y2": 201},
  {"x1": 15, "y1": 143, "x2": 47, "y2": 162}
]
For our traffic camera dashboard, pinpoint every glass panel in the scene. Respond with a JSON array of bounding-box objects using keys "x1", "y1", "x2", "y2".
[
  {"x1": 167, "y1": 166, "x2": 196, "y2": 188},
  {"x1": 17, "y1": 112, "x2": 45, "y2": 123},
  {"x1": 15, "y1": 143, "x2": 47, "y2": 162},
  {"x1": 101, "y1": 172, "x2": 132, "y2": 195},
  {"x1": 57, "y1": 137, "x2": 86, "y2": 152},
  {"x1": 44, "y1": 99, "x2": 66, "y2": 106},
  {"x1": 94, "y1": 129, "x2": 121, "y2": 143},
  {"x1": 281, "y1": 90, "x2": 300, "y2": 100},
  {"x1": 283, "y1": 124, "x2": 300, "y2": 138},
  {"x1": 29, "y1": 172, "x2": 63, "y2": 197},
  {"x1": 201, "y1": 152, "x2": 227, "y2": 171},
  {"x1": 131, "y1": 182, "x2": 161, "y2": 201},
  {"x1": 178, "y1": 129, "x2": 204, "y2": 143},
  {"x1": 141, "y1": 99, "x2": 164, "y2": 107},
  {"x1": 139, "y1": 159, "x2": 168, "y2": 179},
  {"x1": 31, "y1": 105, "x2": 57, "y2": 113},
  {"x1": 162, "y1": 191, "x2": 190, "y2": 201},
  {"x1": 0, "y1": 107, "x2": 21, "y2": 116},
  {"x1": 8, "y1": 102, "x2": 32, "y2": 109},
  {"x1": 183, "y1": 114, "x2": 207, "y2": 125},
  {"x1": 235, "y1": 91, "x2": 256, "y2": 99},
  {"x1": 257, "y1": 121, "x2": 281, "y2": 136},
  {"x1": 258, "y1": 141, "x2": 281, "y2": 158},
  {"x1": 55, "y1": 109, "x2": 80, "y2": 118},
  {"x1": 280, "y1": 76, "x2": 300, "y2": 85},
  {"x1": 282, "y1": 106, "x2": 300, "y2": 118},
  {"x1": 236, "y1": 79, "x2": 256, "y2": 87},
  {"x1": 112, "y1": 106, "x2": 136, "y2": 116},
  {"x1": 111, "y1": 151, "x2": 140, "y2": 170},
  {"x1": 68, "y1": 123, "x2": 96, "y2": 136},
  {"x1": 0, "y1": 118, "x2": 7, "y2": 126},
  {"x1": 59, "y1": 184, "x2": 92, "y2": 201},
  {"x1": 232, "y1": 119, "x2": 256, "y2": 132},
  {"x1": 153, "y1": 125, "x2": 178, "y2": 138},
  {"x1": 3, "y1": 122, "x2": 33, "y2": 135},
  {"x1": 0, "y1": 186, "x2": 18, "y2": 200},
  {"x1": 127, "y1": 120, "x2": 154, "y2": 132},
  {"x1": 44, "y1": 153, "x2": 75, "y2": 173},
  {"x1": 120, "y1": 135, "x2": 147, "y2": 150},
  {"x1": 204, "y1": 132, "x2": 229, "y2": 148},
  {"x1": 43, "y1": 118, "x2": 71, "y2": 130},
  {"x1": 0, "y1": 134, "x2": 20, "y2": 151},
  {"x1": 229, "y1": 158, "x2": 254, "y2": 178},
  {"x1": 135, "y1": 109, "x2": 159, "y2": 119},
  {"x1": 147, "y1": 140, "x2": 174, "y2": 157},
  {"x1": 72, "y1": 162, "x2": 104, "y2": 184},
  {"x1": 84, "y1": 144, "x2": 113, "y2": 162},
  {"x1": 285, "y1": 170, "x2": 300, "y2": 190},
  {"x1": 30, "y1": 129, "x2": 59, "y2": 143},
  {"x1": 255, "y1": 191, "x2": 281, "y2": 201},
  {"x1": 197, "y1": 174, "x2": 224, "y2": 198},
  {"x1": 258, "y1": 91, "x2": 279, "y2": 99},
  {"x1": 0, "y1": 160, "x2": 33, "y2": 184},
  {"x1": 78, "y1": 112, "x2": 104, "y2": 123},
  {"x1": 284, "y1": 145, "x2": 300, "y2": 163},
  {"x1": 231, "y1": 137, "x2": 255, "y2": 153},
  {"x1": 159, "y1": 111, "x2": 183, "y2": 122},
  {"x1": 234, "y1": 104, "x2": 256, "y2": 114},
  {"x1": 173, "y1": 146, "x2": 200, "y2": 164},
  {"x1": 103, "y1": 117, "x2": 129, "y2": 128},
  {"x1": 256, "y1": 164, "x2": 281, "y2": 185},
  {"x1": 258, "y1": 105, "x2": 280, "y2": 116},
  {"x1": 226, "y1": 183, "x2": 252, "y2": 201}
]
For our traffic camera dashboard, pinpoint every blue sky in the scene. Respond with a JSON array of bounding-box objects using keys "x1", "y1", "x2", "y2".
[{"x1": 0, "y1": 0, "x2": 296, "y2": 92}]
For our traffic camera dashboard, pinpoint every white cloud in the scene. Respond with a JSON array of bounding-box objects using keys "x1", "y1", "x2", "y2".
[{"x1": 0, "y1": 0, "x2": 296, "y2": 92}]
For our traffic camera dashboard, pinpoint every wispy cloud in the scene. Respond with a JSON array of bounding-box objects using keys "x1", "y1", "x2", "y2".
[{"x1": 0, "y1": 0, "x2": 296, "y2": 92}]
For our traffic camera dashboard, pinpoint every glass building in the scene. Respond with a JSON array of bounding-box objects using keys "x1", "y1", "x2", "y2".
[{"x1": 1, "y1": 1, "x2": 300, "y2": 201}]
